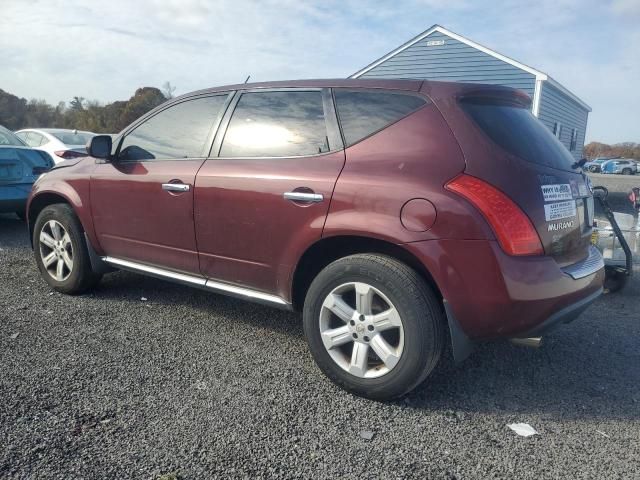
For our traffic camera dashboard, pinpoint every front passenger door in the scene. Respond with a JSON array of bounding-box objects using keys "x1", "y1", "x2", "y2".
[{"x1": 91, "y1": 93, "x2": 231, "y2": 274}]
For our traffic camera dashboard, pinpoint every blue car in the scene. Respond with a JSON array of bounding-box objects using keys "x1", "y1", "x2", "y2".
[
  {"x1": 0, "y1": 125, "x2": 53, "y2": 219},
  {"x1": 601, "y1": 158, "x2": 638, "y2": 175}
]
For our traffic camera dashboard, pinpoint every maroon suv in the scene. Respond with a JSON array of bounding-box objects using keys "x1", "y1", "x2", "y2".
[{"x1": 28, "y1": 79, "x2": 604, "y2": 400}]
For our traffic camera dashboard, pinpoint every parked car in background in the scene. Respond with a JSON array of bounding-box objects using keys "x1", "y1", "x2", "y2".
[
  {"x1": 15, "y1": 128, "x2": 95, "y2": 163},
  {"x1": 27, "y1": 79, "x2": 604, "y2": 400},
  {"x1": 601, "y1": 158, "x2": 637, "y2": 175},
  {"x1": 584, "y1": 158, "x2": 606, "y2": 173},
  {"x1": 0, "y1": 125, "x2": 53, "y2": 219},
  {"x1": 584, "y1": 158, "x2": 611, "y2": 173}
]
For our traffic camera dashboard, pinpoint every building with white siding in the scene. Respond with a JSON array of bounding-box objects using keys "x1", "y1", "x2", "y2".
[{"x1": 351, "y1": 25, "x2": 591, "y2": 159}]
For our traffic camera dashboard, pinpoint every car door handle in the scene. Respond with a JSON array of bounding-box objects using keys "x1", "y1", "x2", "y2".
[
  {"x1": 162, "y1": 183, "x2": 190, "y2": 192},
  {"x1": 283, "y1": 191, "x2": 324, "y2": 203}
]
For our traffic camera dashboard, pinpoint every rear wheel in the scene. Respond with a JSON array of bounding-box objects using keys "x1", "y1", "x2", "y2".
[
  {"x1": 622, "y1": 168, "x2": 632, "y2": 175},
  {"x1": 33, "y1": 204, "x2": 101, "y2": 294},
  {"x1": 303, "y1": 254, "x2": 443, "y2": 400}
]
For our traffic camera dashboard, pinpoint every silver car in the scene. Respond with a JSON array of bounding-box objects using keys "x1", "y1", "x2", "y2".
[{"x1": 601, "y1": 159, "x2": 638, "y2": 175}]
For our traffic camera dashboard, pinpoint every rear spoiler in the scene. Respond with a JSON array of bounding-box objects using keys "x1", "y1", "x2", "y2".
[{"x1": 458, "y1": 87, "x2": 532, "y2": 109}]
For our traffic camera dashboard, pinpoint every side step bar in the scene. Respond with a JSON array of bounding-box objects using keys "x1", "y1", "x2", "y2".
[{"x1": 103, "y1": 256, "x2": 291, "y2": 310}]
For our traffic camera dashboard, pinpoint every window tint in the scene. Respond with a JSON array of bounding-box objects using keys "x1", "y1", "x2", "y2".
[
  {"x1": 460, "y1": 98, "x2": 577, "y2": 171},
  {"x1": 118, "y1": 95, "x2": 228, "y2": 161},
  {"x1": 220, "y1": 91, "x2": 329, "y2": 157},
  {"x1": 334, "y1": 90, "x2": 427, "y2": 147}
]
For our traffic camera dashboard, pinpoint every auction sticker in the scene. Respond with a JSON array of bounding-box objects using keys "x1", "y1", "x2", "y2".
[
  {"x1": 544, "y1": 200, "x2": 576, "y2": 221},
  {"x1": 541, "y1": 184, "x2": 573, "y2": 202}
]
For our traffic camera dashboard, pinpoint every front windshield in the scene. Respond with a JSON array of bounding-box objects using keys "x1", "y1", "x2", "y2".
[{"x1": 0, "y1": 126, "x2": 27, "y2": 146}]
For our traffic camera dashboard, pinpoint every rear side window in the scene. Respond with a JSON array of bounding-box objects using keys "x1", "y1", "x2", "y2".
[
  {"x1": 460, "y1": 98, "x2": 577, "y2": 171},
  {"x1": 334, "y1": 90, "x2": 427, "y2": 147},
  {"x1": 220, "y1": 91, "x2": 329, "y2": 157},
  {"x1": 118, "y1": 94, "x2": 228, "y2": 161}
]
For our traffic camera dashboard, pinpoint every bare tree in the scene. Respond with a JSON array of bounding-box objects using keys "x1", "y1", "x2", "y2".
[{"x1": 161, "y1": 81, "x2": 176, "y2": 100}]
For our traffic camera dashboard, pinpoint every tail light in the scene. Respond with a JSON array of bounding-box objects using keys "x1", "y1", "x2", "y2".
[
  {"x1": 445, "y1": 174, "x2": 543, "y2": 256},
  {"x1": 54, "y1": 150, "x2": 85, "y2": 159}
]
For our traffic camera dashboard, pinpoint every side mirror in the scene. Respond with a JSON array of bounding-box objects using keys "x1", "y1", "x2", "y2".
[
  {"x1": 572, "y1": 158, "x2": 587, "y2": 170},
  {"x1": 87, "y1": 135, "x2": 112, "y2": 160}
]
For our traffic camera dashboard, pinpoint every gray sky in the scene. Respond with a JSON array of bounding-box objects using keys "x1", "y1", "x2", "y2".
[{"x1": 1, "y1": 0, "x2": 638, "y2": 143}]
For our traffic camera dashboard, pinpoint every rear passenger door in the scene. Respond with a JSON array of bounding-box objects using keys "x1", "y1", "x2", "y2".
[{"x1": 194, "y1": 89, "x2": 344, "y2": 299}]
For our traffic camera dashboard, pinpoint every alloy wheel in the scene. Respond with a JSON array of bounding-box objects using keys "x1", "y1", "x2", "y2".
[
  {"x1": 319, "y1": 282, "x2": 405, "y2": 379},
  {"x1": 39, "y1": 220, "x2": 74, "y2": 281}
]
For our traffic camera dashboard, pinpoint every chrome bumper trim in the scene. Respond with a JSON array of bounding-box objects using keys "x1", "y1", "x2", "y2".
[
  {"x1": 103, "y1": 256, "x2": 289, "y2": 307},
  {"x1": 561, "y1": 245, "x2": 605, "y2": 280}
]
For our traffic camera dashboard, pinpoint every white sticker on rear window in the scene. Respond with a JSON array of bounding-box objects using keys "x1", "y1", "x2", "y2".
[
  {"x1": 544, "y1": 200, "x2": 577, "y2": 221},
  {"x1": 541, "y1": 184, "x2": 573, "y2": 202}
]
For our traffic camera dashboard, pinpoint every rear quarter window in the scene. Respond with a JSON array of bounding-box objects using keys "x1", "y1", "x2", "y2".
[
  {"x1": 460, "y1": 98, "x2": 578, "y2": 172},
  {"x1": 334, "y1": 90, "x2": 428, "y2": 147}
]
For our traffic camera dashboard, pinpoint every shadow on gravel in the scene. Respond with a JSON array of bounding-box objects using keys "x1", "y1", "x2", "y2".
[
  {"x1": 0, "y1": 214, "x2": 29, "y2": 247},
  {"x1": 2, "y1": 213, "x2": 638, "y2": 422}
]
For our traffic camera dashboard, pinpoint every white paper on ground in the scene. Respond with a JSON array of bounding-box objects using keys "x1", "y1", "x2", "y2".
[{"x1": 507, "y1": 423, "x2": 539, "y2": 437}]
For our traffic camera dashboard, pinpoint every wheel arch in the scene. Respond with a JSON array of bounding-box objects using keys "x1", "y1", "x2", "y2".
[
  {"x1": 290, "y1": 235, "x2": 443, "y2": 312},
  {"x1": 28, "y1": 191, "x2": 90, "y2": 248}
]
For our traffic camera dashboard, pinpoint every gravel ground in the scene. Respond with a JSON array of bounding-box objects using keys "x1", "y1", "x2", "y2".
[
  {"x1": 588, "y1": 172, "x2": 639, "y2": 214},
  {"x1": 1, "y1": 213, "x2": 639, "y2": 479}
]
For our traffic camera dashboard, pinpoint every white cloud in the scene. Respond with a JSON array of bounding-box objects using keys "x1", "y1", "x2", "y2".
[
  {"x1": 612, "y1": 0, "x2": 640, "y2": 17},
  {"x1": 0, "y1": 0, "x2": 637, "y2": 142}
]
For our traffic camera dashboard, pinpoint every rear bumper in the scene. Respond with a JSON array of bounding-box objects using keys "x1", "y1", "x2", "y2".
[
  {"x1": 404, "y1": 239, "x2": 605, "y2": 339},
  {"x1": 516, "y1": 287, "x2": 602, "y2": 337}
]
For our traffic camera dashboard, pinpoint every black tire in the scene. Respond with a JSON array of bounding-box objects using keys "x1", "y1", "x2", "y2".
[
  {"x1": 603, "y1": 267, "x2": 628, "y2": 294},
  {"x1": 622, "y1": 168, "x2": 632, "y2": 175},
  {"x1": 303, "y1": 254, "x2": 444, "y2": 400},
  {"x1": 33, "y1": 203, "x2": 101, "y2": 294}
]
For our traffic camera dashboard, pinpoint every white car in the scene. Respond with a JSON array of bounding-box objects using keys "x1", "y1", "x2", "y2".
[{"x1": 15, "y1": 128, "x2": 95, "y2": 164}]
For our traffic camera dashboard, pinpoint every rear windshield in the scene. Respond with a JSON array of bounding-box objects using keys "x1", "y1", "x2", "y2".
[
  {"x1": 50, "y1": 131, "x2": 94, "y2": 145},
  {"x1": 0, "y1": 126, "x2": 26, "y2": 146},
  {"x1": 460, "y1": 98, "x2": 577, "y2": 171}
]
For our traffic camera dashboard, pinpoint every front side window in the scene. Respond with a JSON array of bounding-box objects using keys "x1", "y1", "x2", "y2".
[
  {"x1": 118, "y1": 94, "x2": 229, "y2": 161},
  {"x1": 220, "y1": 91, "x2": 329, "y2": 158},
  {"x1": 23, "y1": 132, "x2": 45, "y2": 147},
  {"x1": 334, "y1": 90, "x2": 428, "y2": 147}
]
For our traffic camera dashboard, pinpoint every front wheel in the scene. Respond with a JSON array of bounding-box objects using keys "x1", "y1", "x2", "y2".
[
  {"x1": 33, "y1": 203, "x2": 102, "y2": 294},
  {"x1": 622, "y1": 168, "x2": 632, "y2": 175},
  {"x1": 303, "y1": 254, "x2": 444, "y2": 400}
]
